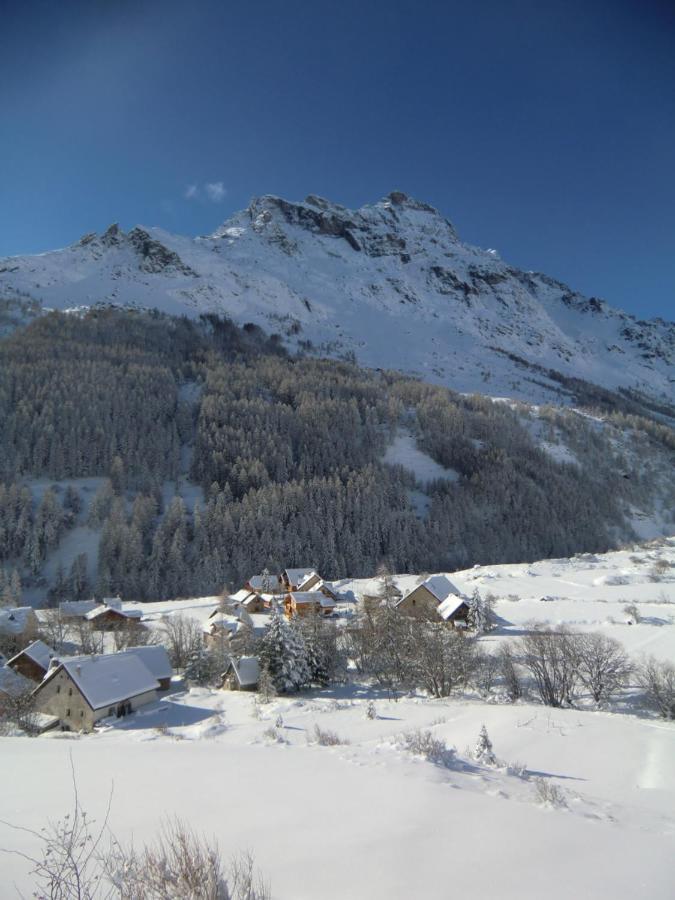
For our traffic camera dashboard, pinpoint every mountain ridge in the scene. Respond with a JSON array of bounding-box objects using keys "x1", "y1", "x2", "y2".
[{"x1": 1, "y1": 191, "x2": 673, "y2": 406}]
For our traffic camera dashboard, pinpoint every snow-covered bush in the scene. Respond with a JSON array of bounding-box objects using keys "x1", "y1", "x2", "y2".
[
  {"x1": 623, "y1": 603, "x2": 640, "y2": 624},
  {"x1": 473, "y1": 725, "x2": 496, "y2": 765},
  {"x1": 398, "y1": 729, "x2": 454, "y2": 766},
  {"x1": 365, "y1": 700, "x2": 377, "y2": 720},
  {"x1": 312, "y1": 724, "x2": 349, "y2": 746},
  {"x1": 532, "y1": 777, "x2": 567, "y2": 809}
]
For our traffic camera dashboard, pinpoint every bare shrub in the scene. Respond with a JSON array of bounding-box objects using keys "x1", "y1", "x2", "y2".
[
  {"x1": 637, "y1": 656, "x2": 675, "y2": 719},
  {"x1": 262, "y1": 725, "x2": 286, "y2": 744},
  {"x1": 312, "y1": 724, "x2": 349, "y2": 746},
  {"x1": 517, "y1": 625, "x2": 579, "y2": 707},
  {"x1": 1, "y1": 763, "x2": 271, "y2": 899},
  {"x1": 498, "y1": 645, "x2": 523, "y2": 701},
  {"x1": 623, "y1": 603, "x2": 640, "y2": 624},
  {"x1": 506, "y1": 760, "x2": 528, "y2": 778},
  {"x1": 532, "y1": 777, "x2": 567, "y2": 808},
  {"x1": 399, "y1": 729, "x2": 453, "y2": 766},
  {"x1": 575, "y1": 632, "x2": 632, "y2": 704},
  {"x1": 107, "y1": 818, "x2": 229, "y2": 898},
  {"x1": 365, "y1": 700, "x2": 377, "y2": 720},
  {"x1": 473, "y1": 650, "x2": 500, "y2": 696}
]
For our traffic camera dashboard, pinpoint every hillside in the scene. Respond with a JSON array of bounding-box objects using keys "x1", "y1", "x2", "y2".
[
  {"x1": 1, "y1": 192, "x2": 673, "y2": 408},
  {"x1": 0, "y1": 308, "x2": 673, "y2": 605}
]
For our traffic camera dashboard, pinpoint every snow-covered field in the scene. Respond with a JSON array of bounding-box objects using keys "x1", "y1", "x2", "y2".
[
  {"x1": 2, "y1": 538, "x2": 674, "y2": 898},
  {"x1": 1, "y1": 685, "x2": 673, "y2": 898}
]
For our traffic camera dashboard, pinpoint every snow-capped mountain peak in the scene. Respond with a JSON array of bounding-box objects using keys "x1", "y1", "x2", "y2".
[{"x1": 1, "y1": 192, "x2": 673, "y2": 406}]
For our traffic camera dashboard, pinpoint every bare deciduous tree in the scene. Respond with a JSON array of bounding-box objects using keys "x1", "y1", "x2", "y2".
[
  {"x1": 160, "y1": 613, "x2": 203, "y2": 672},
  {"x1": 638, "y1": 656, "x2": 675, "y2": 719},
  {"x1": 574, "y1": 632, "x2": 632, "y2": 704},
  {"x1": 517, "y1": 625, "x2": 579, "y2": 707},
  {"x1": 497, "y1": 644, "x2": 523, "y2": 701}
]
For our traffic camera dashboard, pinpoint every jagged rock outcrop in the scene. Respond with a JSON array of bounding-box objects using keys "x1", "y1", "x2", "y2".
[{"x1": 0, "y1": 192, "x2": 672, "y2": 406}]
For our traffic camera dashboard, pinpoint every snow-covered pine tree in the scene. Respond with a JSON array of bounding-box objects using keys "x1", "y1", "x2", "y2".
[
  {"x1": 468, "y1": 588, "x2": 494, "y2": 634},
  {"x1": 474, "y1": 724, "x2": 496, "y2": 765},
  {"x1": 184, "y1": 644, "x2": 221, "y2": 687},
  {"x1": 258, "y1": 612, "x2": 311, "y2": 693}
]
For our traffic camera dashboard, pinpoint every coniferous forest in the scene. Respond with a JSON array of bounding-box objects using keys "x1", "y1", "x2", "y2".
[{"x1": 0, "y1": 306, "x2": 673, "y2": 602}]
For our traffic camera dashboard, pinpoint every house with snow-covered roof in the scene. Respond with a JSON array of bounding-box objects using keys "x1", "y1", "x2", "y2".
[
  {"x1": 397, "y1": 575, "x2": 469, "y2": 625},
  {"x1": 221, "y1": 656, "x2": 260, "y2": 691},
  {"x1": 281, "y1": 568, "x2": 322, "y2": 592},
  {"x1": 203, "y1": 606, "x2": 255, "y2": 653},
  {"x1": 0, "y1": 606, "x2": 39, "y2": 648},
  {"x1": 283, "y1": 591, "x2": 336, "y2": 619},
  {"x1": 116, "y1": 645, "x2": 172, "y2": 691},
  {"x1": 7, "y1": 639, "x2": 56, "y2": 682},
  {"x1": 59, "y1": 600, "x2": 100, "y2": 620},
  {"x1": 0, "y1": 665, "x2": 32, "y2": 713},
  {"x1": 85, "y1": 604, "x2": 144, "y2": 631},
  {"x1": 32, "y1": 652, "x2": 160, "y2": 732}
]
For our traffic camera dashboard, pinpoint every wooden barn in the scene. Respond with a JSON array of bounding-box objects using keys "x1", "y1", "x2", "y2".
[
  {"x1": 0, "y1": 607, "x2": 39, "y2": 652},
  {"x1": 85, "y1": 605, "x2": 144, "y2": 632},
  {"x1": 7, "y1": 640, "x2": 55, "y2": 682},
  {"x1": 280, "y1": 568, "x2": 322, "y2": 592}
]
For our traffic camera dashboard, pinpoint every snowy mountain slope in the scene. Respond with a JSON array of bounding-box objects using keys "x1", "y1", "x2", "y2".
[{"x1": 1, "y1": 192, "x2": 673, "y2": 404}]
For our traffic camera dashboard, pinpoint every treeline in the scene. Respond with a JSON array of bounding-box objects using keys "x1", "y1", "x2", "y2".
[{"x1": 0, "y1": 307, "x2": 672, "y2": 601}]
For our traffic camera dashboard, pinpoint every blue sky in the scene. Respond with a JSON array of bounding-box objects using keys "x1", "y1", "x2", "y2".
[{"x1": 1, "y1": 0, "x2": 673, "y2": 319}]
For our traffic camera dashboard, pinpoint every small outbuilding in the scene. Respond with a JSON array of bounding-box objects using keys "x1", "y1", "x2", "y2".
[
  {"x1": 7, "y1": 639, "x2": 56, "y2": 682},
  {"x1": 85, "y1": 605, "x2": 144, "y2": 631},
  {"x1": 221, "y1": 657, "x2": 260, "y2": 692}
]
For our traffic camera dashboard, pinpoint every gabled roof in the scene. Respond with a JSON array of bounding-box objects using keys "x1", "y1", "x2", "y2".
[
  {"x1": 0, "y1": 665, "x2": 31, "y2": 698},
  {"x1": 230, "y1": 589, "x2": 256, "y2": 603},
  {"x1": 0, "y1": 607, "x2": 36, "y2": 635},
  {"x1": 287, "y1": 591, "x2": 335, "y2": 608},
  {"x1": 224, "y1": 656, "x2": 260, "y2": 687},
  {"x1": 400, "y1": 574, "x2": 461, "y2": 606},
  {"x1": 44, "y1": 654, "x2": 159, "y2": 711},
  {"x1": 9, "y1": 639, "x2": 55, "y2": 672},
  {"x1": 117, "y1": 646, "x2": 172, "y2": 682},
  {"x1": 204, "y1": 607, "x2": 254, "y2": 634},
  {"x1": 85, "y1": 605, "x2": 142, "y2": 621},
  {"x1": 283, "y1": 568, "x2": 318, "y2": 587},
  {"x1": 59, "y1": 600, "x2": 99, "y2": 617},
  {"x1": 246, "y1": 572, "x2": 279, "y2": 592},
  {"x1": 438, "y1": 595, "x2": 469, "y2": 620}
]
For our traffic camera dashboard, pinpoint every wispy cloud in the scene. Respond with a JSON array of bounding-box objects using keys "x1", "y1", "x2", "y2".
[
  {"x1": 205, "y1": 181, "x2": 226, "y2": 202},
  {"x1": 184, "y1": 181, "x2": 227, "y2": 203}
]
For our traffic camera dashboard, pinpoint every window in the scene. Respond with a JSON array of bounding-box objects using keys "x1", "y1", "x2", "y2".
[
  {"x1": 66, "y1": 708, "x2": 71, "y2": 717},
  {"x1": 80, "y1": 711, "x2": 84, "y2": 718},
  {"x1": 56, "y1": 686, "x2": 61, "y2": 694},
  {"x1": 108, "y1": 707, "x2": 114, "y2": 716},
  {"x1": 68, "y1": 688, "x2": 73, "y2": 696}
]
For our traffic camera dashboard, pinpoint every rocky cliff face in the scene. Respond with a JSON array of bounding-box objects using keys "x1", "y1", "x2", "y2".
[{"x1": 0, "y1": 191, "x2": 673, "y2": 406}]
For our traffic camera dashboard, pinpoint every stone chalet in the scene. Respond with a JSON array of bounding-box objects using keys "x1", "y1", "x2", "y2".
[
  {"x1": 33, "y1": 652, "x2": 161, "y2": 732},
  {"x1": 396, "y1": 575, "x2": 470, "y2": 625}
]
